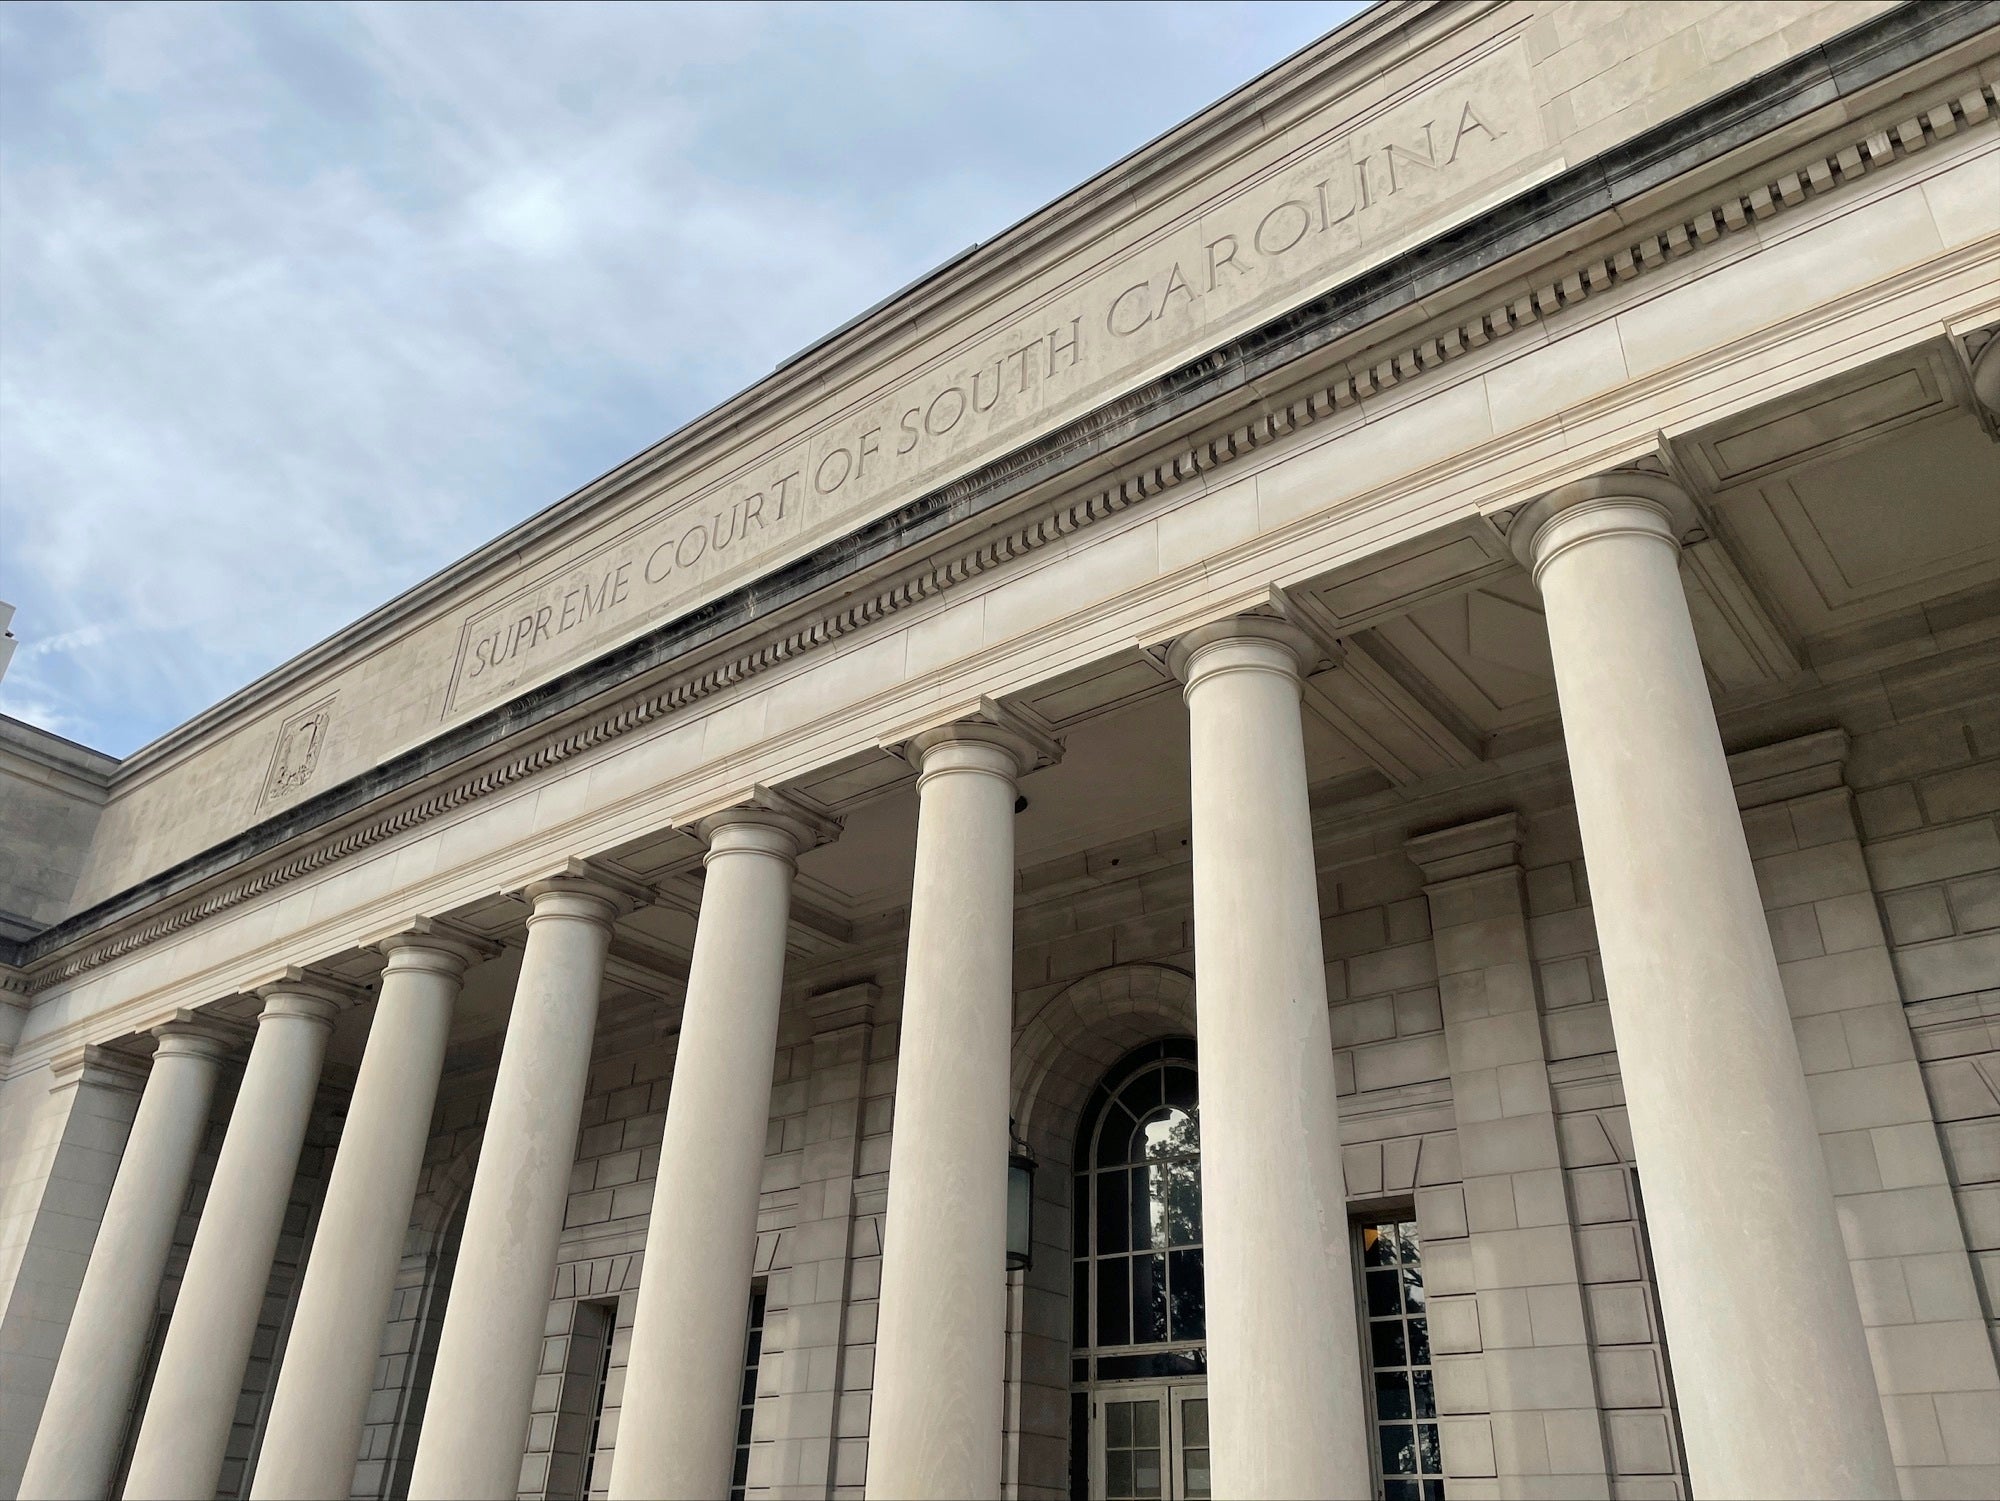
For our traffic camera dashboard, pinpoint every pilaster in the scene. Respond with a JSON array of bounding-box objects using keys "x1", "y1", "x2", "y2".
[
  {"x1": 0, "y1": 1039, "x2": 151, "y2": 1497},
  {"x1": 763, "y1": 983, "x2": 880, "y2": 1500},
  {"x1": 1730, "y1": 730, "x2": 2000, "y2": 1493},
  {"x1": 1408, "y1": 814, "x2": 1612, "y2": 1501}
]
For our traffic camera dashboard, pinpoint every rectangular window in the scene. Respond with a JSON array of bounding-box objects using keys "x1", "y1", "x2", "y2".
[
  {"x1": 1357, "y1": 1218, "x2": 1442, "y2": 1501},
  {"x1": 730, "y1": 1284, "x2": 767, "y2": 1501},
  {"x1": 549, "y1": 1298, "x2": 617, "y2": 1501},
  {"x1": 581, "y1": 1301, "x2": 617, "y2": 1498}
]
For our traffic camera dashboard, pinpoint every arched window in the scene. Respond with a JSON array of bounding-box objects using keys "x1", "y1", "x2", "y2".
[
  {"x1": 1072, "y1": 1039, "x2": 1205, "y2": 1372},
  {"x1": 1070, "y1": 1040, "x2": 1210, "y2": 1501}
]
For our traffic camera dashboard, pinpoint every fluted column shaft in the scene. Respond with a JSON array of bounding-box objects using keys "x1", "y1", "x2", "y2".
[
  {"x1": 20, "y1": 1026, "x2": 230, "y2": 1501},
  {"x1": 408, "y1": 877, "x2": 623, "y2": 1500},
  {"x1": 1171, "y1": 618, "x2": 1371, "y2": 1501},
  {"x1": 611, "y1": 810, "x2": 818, "y2": 1500},
  {"x1": 251, "y1": 931, "x2": 482, "y2": 1500},
  {"x1": 1518, "y1": 475, "x2": 1897, "y2": 1499},
  {"x1": 123, "y1": 984, "x2": 342, "y2": 1500},
  {"x1": 865, "y1": 726, "x2": 1033, "y2": 1501}
]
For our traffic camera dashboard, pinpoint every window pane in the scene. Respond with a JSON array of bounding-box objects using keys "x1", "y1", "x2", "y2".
[
  {"x1": 1418, "y1": 1424, "x2": 1441, "y2": 1473},
  {"x1": 1168, "y1": 1248, "x2": 1206, "y2": 1342},
  {"x1": 1097, "y1": 1104, "x2": 1136, "y2": 1167},
  {"x1": 1182, "y1": 1398, "x2": 1208, "y2": 1447},
  {"x1": 1107, "y1": 1401, "x2": 1133, "y2": 1447},
  {"x1": 1133, "y1": 1447, "x2": 1162, "y2": 1499},
  {"x1": 1072, "y1": 1260, "x2": 1090, "y2": 1348},
  {"x1": 1366, "y1": 1268, "x2": 1401, "y2": 1317},
  {"x1": 1407, "y1": 1316, "x2": 1431, "y2": 1365},
  {"x1": 1182, "y1": 1448, "x2": 1211, "y2": 1501},
  {"x1": 1098, "y1": 1172, "x2": 1130, "y2": 1255},
  {"x1": 1160, "y1": 1159, "x2": 1201, "y2": 1245},
  {"x1": 1401, "y1": 1261, "x2": 1426, "y2": 1312},
  {"x1": 1380, "y1": 1424, "x2": 1418, "y2": 1475},
  {"x1": 1383, "y1": 1482, "x2": 1419, "y2": 1501},
  {"x1": 1072, "y1": 1175, "x2": 1089, "y2": 1254},
  {"x1": 1412, "y1": 1369, "x2": 1435, "y2": 1419},
  {"x1": 1132, "y1": 1253, "x2": 1168, "y2": 1345},
  {"x1": 1132, "y1": 1167, "x2": 1158, "y2": 1251},
  {"x1": 1375, "y1": 1372, "x2": 1411, "y2": 1420},
  {"x1": 1133, "y1": 1400, "x2": 1160, "y2": 1447},
  {"x1": 1068, "y1": 1392, "x2": 1088, "y2": 1501},
  {"x1": 1107, "y1": 1449, "x2": 1134, "y2": 1499},
  {"x1": 1162, "y1": 1065, "x2": 1196, "y2": 1113},
  {"x1": 1097, "y1": 1258, "x2": 1130, "y2": 1347},
  {"x1": 1121, "y1": 1068, "x2": 1162, "y2": 1115},
  {"x1": 1371, "y1": 1320, "x2": 1407, "y2": 1368},
  {"x1": 1138, "y1": 1106, "x2": 1195, "y2": 1161},
  {"x1": 1362, "y1": 1224, "x2": 1395, "y2": 1266},
  {"x1": 1094, "y1": 1350, "x2": 1206, "y2": 1381}
]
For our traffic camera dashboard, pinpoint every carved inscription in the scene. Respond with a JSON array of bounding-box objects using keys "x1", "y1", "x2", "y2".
[{"x1": 445, "y1": 41, "x2": 1543, "y2": 717}]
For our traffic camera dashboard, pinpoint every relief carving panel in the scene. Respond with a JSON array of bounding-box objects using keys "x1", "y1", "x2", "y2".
[{"x1": 258, "y1": 696, "x2": 336, "y2": 810}]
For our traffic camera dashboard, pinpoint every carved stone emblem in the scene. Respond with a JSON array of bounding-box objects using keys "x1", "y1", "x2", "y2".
[{"x1": 260, "y1": 697, "x2": 335, "y2": 807}]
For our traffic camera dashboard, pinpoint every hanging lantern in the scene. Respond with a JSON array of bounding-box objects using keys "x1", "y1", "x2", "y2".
[{"x1": 1007, "y1": 1119, "x2": 1037, "y2": 1273}]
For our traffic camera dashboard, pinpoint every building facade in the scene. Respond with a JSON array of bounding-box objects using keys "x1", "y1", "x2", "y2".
[{"x1": 3, "y1": 3, "x2": 2000, "y2": 1498}]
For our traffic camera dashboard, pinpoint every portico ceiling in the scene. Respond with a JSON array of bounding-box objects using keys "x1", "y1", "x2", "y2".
[
  {"x1": 632, "y1": 335, "x2": 2000, "y2": 930},
  {"x1": 311, "y1": 336, "x2": 1998, "y2": 1073}
]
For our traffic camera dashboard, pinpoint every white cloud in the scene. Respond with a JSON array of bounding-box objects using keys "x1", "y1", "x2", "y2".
[{"x1": 0, "y1": 0, "x2": 1363, "y2": 755}]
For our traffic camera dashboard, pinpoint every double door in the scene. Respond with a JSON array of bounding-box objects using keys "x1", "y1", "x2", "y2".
[{"x1": 1092, "y1": 1382, "x2": 1209, "y2": 1500}]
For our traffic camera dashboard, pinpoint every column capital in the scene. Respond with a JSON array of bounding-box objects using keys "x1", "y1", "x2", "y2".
[
  {"x1": 255, "y1": 970, "x2": 357, "y2": 1027},
  {"x1": 378, "y1": 916, "x2": 499, "y2": 977},
  {"x1": 1168, "y1": 614, "x2": 1318, "y2": 693},
  {"x1": 805, "y1": 981, "x2": 879, "y2": 1039},
  {"x1": 1405, "y1": 811, "x2": 1526, "y2": 887},
  {"x1": 520, "y1": 859, "x2": 653, "y2": 929},
  {"x1": 688, "y1": 785, "x2": 841, "y2": 864},
  {"x1": 152, "y1": 1009, "x2": 250, "y2": 1061},
  {"x1": 1728, "y1": 727, "x2": 1852, "y2": 810},
  {"x1": 885, "y1": 696, "x2": 1061, "y2": 783},
  {"x1": 1508, "y1": 470, "x2": 1699, "y2": 580},
  {"x1": 47, "y1": 1041, "x2": 153, "y2": 1098}
]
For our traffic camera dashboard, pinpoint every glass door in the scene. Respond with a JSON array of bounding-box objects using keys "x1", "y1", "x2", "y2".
[
  {"x1": 1169, "y1": 1386, "x2": 1210, "y2": 1500},
  {"x1": 1091, "y1": 1382, "x2": 1209, "y2": 1501}
]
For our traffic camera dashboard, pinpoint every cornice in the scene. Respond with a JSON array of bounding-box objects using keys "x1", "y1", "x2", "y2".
[
  {"x1": 101, "y1": 1, "x2": 1471, "y2": 790},
  {"x1": 13, "y1": 10, "x2": 1999, "y2": 994}
]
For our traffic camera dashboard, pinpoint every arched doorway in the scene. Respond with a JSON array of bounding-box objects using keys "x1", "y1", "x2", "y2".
[{"x1": 1069, "y1": 1039, "x2": 1209, "y2": 1501}]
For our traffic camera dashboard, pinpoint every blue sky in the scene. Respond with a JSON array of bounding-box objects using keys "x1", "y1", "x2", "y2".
[{"x1": 0, "y1": 1, "x2": 1365, "y2": 757}]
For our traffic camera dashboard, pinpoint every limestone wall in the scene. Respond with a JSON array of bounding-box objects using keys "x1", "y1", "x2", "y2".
[{"x1": 0, "y1": 718, "x2": 111, "y2": 941}]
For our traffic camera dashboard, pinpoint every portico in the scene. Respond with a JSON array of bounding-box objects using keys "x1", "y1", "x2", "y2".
[{"x1": 4, "y1": 4, "x2": 2000, "y2": 1500}]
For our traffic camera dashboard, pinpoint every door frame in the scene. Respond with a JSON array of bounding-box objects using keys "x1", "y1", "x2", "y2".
[{"x1": 1087, "y1": 1379, "x2": 1208, "y2": 1501}]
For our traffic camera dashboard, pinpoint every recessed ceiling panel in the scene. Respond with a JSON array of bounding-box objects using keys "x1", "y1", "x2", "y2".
[{"x1": 1716, "y1": 411, "x2": 2000, "y2": 638}]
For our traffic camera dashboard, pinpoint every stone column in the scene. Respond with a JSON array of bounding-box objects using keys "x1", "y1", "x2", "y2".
[
  {"x1": 408, "y1": 874, "x2": 628, "y2": 1501},
  {"x1": 867, "y1": 719, "x2": 1044, "y2": 1501},
  {"x1": 1170, "y1": 617, "x2": 1372, "y2": 1500},
  {"x1": 1512, "y1": 473, "x2": 1898, "y2": 1500},
  {"x1": 611, "y1": 800, "x2": 832, "y2": 1501},
  {"x1": 18, "y1": 1022, "x2": 232, "y2": 1501},
  {"x1": 123, "y1": 979, "x2": 344, "y2": 1500},
  {"x1": 252, "y1": 924, "x2": 488, "y2": 1500}
]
